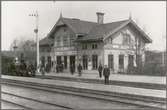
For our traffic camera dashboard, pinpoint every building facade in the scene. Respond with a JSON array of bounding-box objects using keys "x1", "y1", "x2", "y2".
[{"x1": 39, "y1": 12, "x2": 152, "y2": 73}]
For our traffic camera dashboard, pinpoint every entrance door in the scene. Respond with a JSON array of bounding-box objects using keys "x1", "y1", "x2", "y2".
[
  {"x1": 70, "y1": 56, "x2": 75, "y2": 70},
  {"x1": 83, "y1": 55, "x2": 88, "y2": 70},
  {"x1": 128, "y1": 55, "x2": 134, "y2": 67},
  {"x1": 119, "y1": 54, "x2": 124, "y2": 70},
  {"x1": 47, "y1": 56, "x2": 51, "y2": 66},
  {"x1": 92, "y1": 55, "x2": 98, "y2": 69},
  {"x1": 41, "y1": 56, "x2": 45, "y2": 67},
  {"x1": 64, "y1": 56, "x2": 67, "y2": 69},
  {"x1": 57, "y1": 56, "x2": 61, "y2": 65},
  {"x1": 47, "y1": 56, "x2": 52, "y2": 72},
  {"x1": 108, "y1": 54, "x2": 114, "y2": 69}
]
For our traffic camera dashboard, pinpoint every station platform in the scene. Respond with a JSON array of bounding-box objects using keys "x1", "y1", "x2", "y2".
[
  {"x1": 2, "y1": 75, "x2": 166, "y2": 99},
  {"x1": 43, "y1": 71, "x2": 166, "y2": 84}
]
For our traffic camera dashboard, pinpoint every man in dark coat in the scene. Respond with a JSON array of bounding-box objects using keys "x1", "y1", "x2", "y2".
[
  {"x1": 40, "y1": 64, "x2": 45, "y2": 77},
  {"x1": 77, "y1": 63, "x2": 82, "y2": 76},
  {"x1": 103, "y1": 65, "x2": 110, "y2": 85},
  {"x1": 98, "y1": 64, "x2": 103, "y2": 78},
  {"x1": 56, "y1": 64, "x2": 59, "y2": 73}
]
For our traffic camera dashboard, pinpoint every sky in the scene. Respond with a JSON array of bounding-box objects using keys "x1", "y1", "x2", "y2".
[{"x1": 1, "y1": 1, "x2": 166, "y2": 51}]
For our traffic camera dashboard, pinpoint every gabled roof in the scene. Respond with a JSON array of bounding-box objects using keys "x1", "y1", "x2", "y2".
[
  {"x1": 62, "y1": 17, "x2": 98, "y2": 34},
  {"x1": 48, "y1": 17, "x2": 98, "y2": 37},
  {"x1": 39, "y1": 36, "x2": 54, "y2": 46},
  {"x1": 41, "y1": 15, "x2": 152, "y2": 46},
  {"x1": 77, "y1": 19, "x2": 129, "y2": 41}
]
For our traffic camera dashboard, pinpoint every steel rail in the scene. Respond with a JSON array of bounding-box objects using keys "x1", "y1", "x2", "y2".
[
  {"x1": 2, "y1": 78, "x2": 165, "y2": 103},
  {"x1": 1, "y1": 99, "x2": 33, "y2": 110},
  {"x1": 1, "y1": 79, "x2": 165, "y2": 110},
  {"x1": 2, "y1": 92, "x2": 72, "y2": 110}
]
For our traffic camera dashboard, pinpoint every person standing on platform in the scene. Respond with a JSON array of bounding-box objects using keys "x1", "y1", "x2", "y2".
[
  {"x1": 103, "y1": 65, "x2": 110, "y2": 85},
  {"x1": 56, "y1": 64, "x2": 59, "y2": 73},
  {"x1": 77, "y1": 63, "x2": 82, "y2": 76},
  {"x1": 40, "y1": 64, "x2": 45, "y2": 77},
  {"x1": 98, "y1": 64, "x2": 103, "y2": 78}
]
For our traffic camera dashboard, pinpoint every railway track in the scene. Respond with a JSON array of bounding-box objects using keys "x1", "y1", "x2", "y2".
[
  {"x1": 1, "y1": 78, "x2": 166, "y2": 110},
  {"x1": 2, "y1": 92, "x2": 72, "y2": 110}
]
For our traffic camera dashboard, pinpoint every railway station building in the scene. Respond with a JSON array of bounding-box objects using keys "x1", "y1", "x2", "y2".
[{"x1": 39, "y1": 12, "x2": 152, "y2": 73}]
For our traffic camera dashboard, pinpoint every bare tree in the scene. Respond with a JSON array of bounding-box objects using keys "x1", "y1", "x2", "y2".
[
  {"x1": 10, "y1": 37, "x2": 36, "y2": 64},
  {"x1": 10, "y1": 38, "x2": 36, "y2": 52}
]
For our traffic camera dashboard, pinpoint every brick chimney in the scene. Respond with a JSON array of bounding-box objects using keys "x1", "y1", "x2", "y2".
[{"x1": 96, "y1": 12, "x2": 104, "y2": 24}]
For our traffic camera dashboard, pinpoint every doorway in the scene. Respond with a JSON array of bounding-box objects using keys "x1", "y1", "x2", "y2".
[
  {"x1": 92, "y1": 55, "x2": 98, "y2": 69},
  {"x1": 70, "y1": 56, "x2": 75, "y2": 71},
  {"x1": 64, "y1": 56, "x2": 67, "y2": 69},
  {"x1": 57, "y1": 56, "x2": 61, "y2": 65},
  {"x1": 83, "y1": 55, "x2": 88, "y2": 70}
]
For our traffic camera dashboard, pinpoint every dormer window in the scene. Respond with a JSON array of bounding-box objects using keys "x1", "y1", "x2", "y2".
[
  {"x1": 78, "y1": 35, "x2": 83, "y2": 38},
  {"x1": 92, "y1": 43, "x2": 97, "y2": 49}
]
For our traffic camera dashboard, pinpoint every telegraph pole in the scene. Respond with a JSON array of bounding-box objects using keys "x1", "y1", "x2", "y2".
[{"x1": 29, "y1": 10, "x2": 40, "y2": 73}]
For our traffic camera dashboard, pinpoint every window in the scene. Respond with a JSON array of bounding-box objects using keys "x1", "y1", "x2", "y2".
[
  {"x1": 119, "y1": 54, "x2": 124, "y2": 69},
  {"x1": 108, "y1": 54, "x2": 114, "y2": 69},
  {"x1": 122, "y1": 32, "x2": 131, "y2": 45},
  {"x1": 63, "y1": 35, "x2": 68, "y2": 46},
  {"x1": 70, "y1": 36, "x2": 75, "y2": 46},
  {"x1": 57, "y1": 36, "x2": 61, "y2": 46},
  {"x1": 82, "y1": 44, "x2": 87, "y2": 50},
  {"x1": 92, "y1": 43, "x2": 97, "y2": 49}
]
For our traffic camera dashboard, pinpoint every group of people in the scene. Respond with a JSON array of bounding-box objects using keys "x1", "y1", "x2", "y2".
[
  {"x1": 98, "y1": 64, "x2": 111, "y2": 85},
  {"x1": 70, "y1": 63, "x2": 82, "y2": 76},
  {"x1": 73, "y1": 63, "x2": 110, "y2": 85},
  {"x1": 9, "y1": 60, "x2": 36, "y2": 77},
  {"x1": 56, "y1": 63, "x2": 64, "y2": 73},
  {"x1": 40, "y1": 61, "x2": 110, "y2": 85}
]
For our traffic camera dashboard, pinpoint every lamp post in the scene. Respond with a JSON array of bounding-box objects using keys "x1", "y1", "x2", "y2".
[
  {"x1": 13, "y1": 40, "x2": 18, "y2": 63},
  {"x1": 29, "y1": 10, "x2": 40, "y2": 73}
]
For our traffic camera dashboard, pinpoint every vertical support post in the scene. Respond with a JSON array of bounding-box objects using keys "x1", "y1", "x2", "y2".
[
  {"x1": 29, "y1": 11, "x2": 40, "y2": 74},
  {"x1": 36, "y1": 11, "x2": 40, "y2": 73}
]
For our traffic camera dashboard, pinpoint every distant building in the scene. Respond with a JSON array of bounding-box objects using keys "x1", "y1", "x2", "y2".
[
  {"x1": 145, "y1": 50, "x2": 166, "y2": 66},
  {"x1": 39, "y1": 12, "x2": 152, "y2": 73}
]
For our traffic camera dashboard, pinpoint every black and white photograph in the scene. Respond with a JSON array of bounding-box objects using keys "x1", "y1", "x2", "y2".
[{"x1": 1, "y1": 1, "x2": 166, "y2": 110}]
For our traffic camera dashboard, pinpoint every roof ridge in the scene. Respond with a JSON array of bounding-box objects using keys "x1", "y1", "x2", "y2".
[
  {"x1": 62, "y1": 17, "x2": 129, "y2": 25},
  {"x1": 62, "y1": 17, "x2": 98, "y2": 24},
  {"x1": 102, "y1": 19, "x2": 129, "y2": 25}
]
